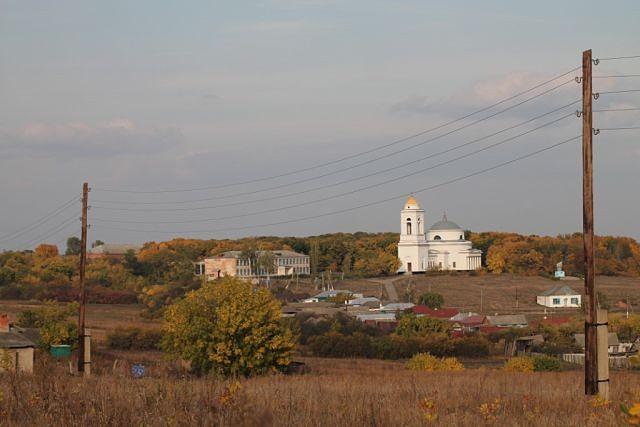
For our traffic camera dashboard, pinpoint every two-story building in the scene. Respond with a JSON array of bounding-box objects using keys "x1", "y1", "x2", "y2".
[{"x1": 195, "y1": 250, "x2": 310, "y2": 281}]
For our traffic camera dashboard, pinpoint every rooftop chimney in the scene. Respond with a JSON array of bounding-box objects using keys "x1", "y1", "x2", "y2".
[{"x1": 0, "y1": 314, "x2": 9, "y2": 333}]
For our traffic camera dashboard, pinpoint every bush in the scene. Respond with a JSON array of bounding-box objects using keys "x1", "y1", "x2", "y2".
[
  {"x1": 406, "y1": 353, "x2": 464, "y2": 372},
  {"x1": 452, "y1": 335, "x2": 492, "y2": 358},
  {"x1": 503, "y1": 356, "x2": 534, "y2": 372},
  {"x1": 106, "y1": 327, "x2": 163, "y2": 351},
  {"x1": 630, "y1": 355, "x2": 640, "y2": 370},
  {"x1": 532, "y1": 355, "x2": 562, "y2": 372}
]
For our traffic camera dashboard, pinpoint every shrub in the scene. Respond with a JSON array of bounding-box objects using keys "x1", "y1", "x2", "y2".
[
  {"x1": 452, "y1": 335, "x2": 492, "y2": 358},
  {"x1": 503, "y1": 356, "x2": 534, "y2": 372},
  {"x1": 629, "y1": 355, "x2": 640, "y2": 370},
  {"x1": 395, "y1": 315, "x2": 449, "y2": 337},
  {"x1": 417, "y1": 292, "x2": 444, "y2": 309},
  {"x1": 406, "y1": 353, "x2": 464, "y2": 372},
  {"x1": 106, "y1": 327, "x2": 163, "y2": 351},
  {"x1": 532, "y1": 355, "x2": 562, "y2": 372},
  {"x1": 162, "y1": 277, "x2": 295, "y2": 376}
]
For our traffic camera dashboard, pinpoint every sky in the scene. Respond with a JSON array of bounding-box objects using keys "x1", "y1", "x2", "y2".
[{"x1": 1, "y1": 0, "x2": 639, "y2": 250}]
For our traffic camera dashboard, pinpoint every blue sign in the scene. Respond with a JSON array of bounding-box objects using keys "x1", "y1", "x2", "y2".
[{"x1": 132, "y1": 364, "x2": 145, "y2": 378}]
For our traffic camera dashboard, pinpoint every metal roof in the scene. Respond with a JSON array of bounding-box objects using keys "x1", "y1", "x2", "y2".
[
  {"x1": 429, "y1": 213, "x2": 462, "y2": 231},
  {"x1": 486, "y1": 314, "x2": 528, "y2": 327},
  {"x1": 539, "y1": 285, "x2": 580, "y2": 297},
  {"x1": 574, "y1": 332, "x2": 619, "y2": 348},
  {"x1": 0, "y1": 329, "x2": 37, "y2": 349}
]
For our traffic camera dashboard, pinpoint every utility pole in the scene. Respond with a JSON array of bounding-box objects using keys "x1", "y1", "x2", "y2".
[
  {"x1": 582, "y1": 49, "x2": 598, "y2": 396},
  {"x1": 77, "y1": 182, "x2": 90, "y2": 376}
]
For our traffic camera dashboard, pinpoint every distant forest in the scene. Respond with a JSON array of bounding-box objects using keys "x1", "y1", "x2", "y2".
[{"x1": 0, "y1": 231, "x2": 638, "y2": 310}]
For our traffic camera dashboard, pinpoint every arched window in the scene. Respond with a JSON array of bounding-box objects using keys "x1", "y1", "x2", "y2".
[
  {"x1": 459, "y1": 234, "x2": 463, "y2": 240},
  {"x1": 433, "y1": 235, "x2": 441, "y2": 240},
  {"x1": 406, "y1": 218, "x2": 412, "y2": 235}
]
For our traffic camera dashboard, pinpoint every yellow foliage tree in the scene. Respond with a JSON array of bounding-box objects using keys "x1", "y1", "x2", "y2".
[{"x1": 162, "y1": 277, "x2": 295, "y2": 376}]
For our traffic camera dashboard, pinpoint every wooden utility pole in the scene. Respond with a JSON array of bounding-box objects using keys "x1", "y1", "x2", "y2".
[
  {"x1": 582, "y1": 49, "x2": 598, "y2": 395},
  {"x1": 77, "y1": 182, "x2": 89, "y2": 376}
]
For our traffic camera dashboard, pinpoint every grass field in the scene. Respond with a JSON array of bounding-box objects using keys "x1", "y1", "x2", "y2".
[{"x1": 1, "y1": 356, "x2": 638, "y2": 426}]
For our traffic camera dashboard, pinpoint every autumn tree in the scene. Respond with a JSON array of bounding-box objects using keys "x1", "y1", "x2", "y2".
[
  {"x1": 162, "y1": 276, "x2": 295, "y2": 376},
  {"x1": 65, "y1": 236, "x2": 81, "y2": 255},
  {"x1": 417, "y1": 292, "x2": 444, "y2": 309},
  {"x1": 395, "y1": 314, "x2": 449, "y2": 337}
]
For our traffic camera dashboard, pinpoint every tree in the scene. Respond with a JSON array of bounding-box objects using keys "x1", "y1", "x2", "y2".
[
  {"x1": 395, "y1": 314, "x2": 449, "y2": 337},
  {"x1": 418, "y1": 292, "x2": 444, "y2": 309},
  {"x1": 162, "y1": 276, "x2": 295, "y2": 376},
  {"x1": 65, "y1": 236, "x2": 81, "y2": 255},
  {"x1": 92, "y1": 240, "x2": 105, "y2": 248},
  {"x1": 597, "y1": 291, "x2": 610, "y2": 310},
  {"x1": 17, "y1": 301, "x2": 79, "y2": 350}
]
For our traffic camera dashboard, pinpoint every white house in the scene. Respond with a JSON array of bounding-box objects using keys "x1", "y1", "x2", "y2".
[
  {"x1": 195, "y1": 250, "x2": 310, "y2": 281},
  {"x1": 537, "y1": 285, "x2": 582, "y2": 308},
  {"x1": 397, "y1": 196, "x2": 482, "y2": 273}
]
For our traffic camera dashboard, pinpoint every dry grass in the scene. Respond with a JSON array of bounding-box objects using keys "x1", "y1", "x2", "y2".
[
  {"x1": 393, "y1": 273, "x2": 640, "y2": 315},
  {"x1": 1, "y1": 356, "x2": 638, "y2": 426}
]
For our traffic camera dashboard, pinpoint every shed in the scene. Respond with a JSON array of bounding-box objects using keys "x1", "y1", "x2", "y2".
[{"x1": 0, "y1": 314, "x2": 36, "y2": 373}]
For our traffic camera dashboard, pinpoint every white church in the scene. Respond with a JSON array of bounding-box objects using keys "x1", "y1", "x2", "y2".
[{"x1": 397, "y1": 196, "x2": 482, "y2": 273}]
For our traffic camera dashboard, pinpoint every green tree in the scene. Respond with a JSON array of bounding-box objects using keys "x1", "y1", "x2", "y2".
[
  {"x1": 92, "y1": 240, "x2": 105, "y2": 248},
  {"x1": 597, "y1": 291, "x2": 610, "y2": 310},
  {"x1": 395, "y1": 314, "x2": 449, "y2": 337},
  {"x1": 417, "y1": 292, "x2": 444, "y2": 309},
  {"x1": 65, "y1": 236, "x2": 82, "y2": 255},
  {"x1": 17, "y1": 301, "x2": 79, "y2": 350},
  {"x1": 162, "y1": 276, "x2": 295, "y2": 376}
]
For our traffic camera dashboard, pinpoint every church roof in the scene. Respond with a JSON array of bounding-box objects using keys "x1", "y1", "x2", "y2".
[
  {"x1": 429, "y1": 212, "x2": 462, "y2": 231},
  {"x1": 404, "y1": 195, "x2": 420, "y2": 209}
]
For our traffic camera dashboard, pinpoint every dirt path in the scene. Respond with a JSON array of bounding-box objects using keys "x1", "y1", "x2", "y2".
[{"x1": 367, "y1": 277, "x2": 399, "y2": 302}]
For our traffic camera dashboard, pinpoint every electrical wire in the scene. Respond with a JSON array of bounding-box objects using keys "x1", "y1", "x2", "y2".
[
  {"x1": 93, "y1": 100, "x2": 580, "y2": 211},
  {"x1": 92, "y1": 67, "x2": 580, "y2": 194},
  {"x1": 91, "y1": 134, "x2": 581, "y2": 235},
  {"x1": 92, "y1": 112, "x2": 577, "y2": 220},
  {"x1": 0, "y1": 196, "x2": 79, "y2": 243},
  {"x1": 594, "y1": 108, "x2": 640, "y2": 113},
  {"x1": 593, "y1": 75, "x2": 640, "y2": 79},
  {"x1": 597, "y1": 55, "x2": 640, "y2": 61},
  {"x1": 598, "y1": 89, "x2": 640, "y2": 95},
  {"x1": 18, "y1": 214, "x2": 79, "y2": 249},
  {"x1": 597, "y1": 126, "x2": 640, "y2": 131}
]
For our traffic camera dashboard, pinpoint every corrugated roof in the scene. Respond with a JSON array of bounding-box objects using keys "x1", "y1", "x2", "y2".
[
  {"x1": 0, "y1": 328, "x2": 36, "y2": 349},
  {"x1": 486, "y1": 314, "x2": 528, "y2": 327},
  {"x1": 540, "y1": 285, "x2": 580, "y2": 296}
]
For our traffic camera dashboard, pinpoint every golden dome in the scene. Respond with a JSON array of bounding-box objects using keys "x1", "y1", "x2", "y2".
[{"x1": 405, "y1": 195, "x2": 420, "y2": 208}]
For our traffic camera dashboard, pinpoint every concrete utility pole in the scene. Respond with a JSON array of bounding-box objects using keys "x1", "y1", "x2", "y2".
[
  {"x1": 77, "y1": 182, "x2": 90, "y2": 376},
  {"x1": 581, "y1": 49, "x2": 599, "y2": 396}
]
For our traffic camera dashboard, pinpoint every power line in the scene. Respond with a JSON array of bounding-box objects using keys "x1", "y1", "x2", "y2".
[
  {"x1": 597, "y1": 126, "x2": 640, "y2": 131},
  {"x1": 94, "y1": 78, "x2": 578, "y2": 205},
  {"x1": 597, "y1": 55, "x2": 640, "y2": 61},
  {"x1": 93, "y1": 100, "x2": 580, "y2": 211},
  {"x1": 593, "y1": 75, "x2": 640, "y2": 79},
  {"x1": 91, "y1": 134, "x2": 581, "y2": 235},
  {"x1": 18, "y1": 215, "x2": 79, "y2": 249},
  {"x1": 594, "y1": 107, "x2": 640, "y2": 112},
  {"x1": 0, "y1": 196, "x2": 79, "y2": 243},
  {"x1": 598, "y1": 89, "x2": 640, "y2": 95},
  {"x1": 92, "y1": 67, "x2": 580, "y2": 194},
  {"x1": 92, "y1": 112, "x2": 576, "y2": 221}
]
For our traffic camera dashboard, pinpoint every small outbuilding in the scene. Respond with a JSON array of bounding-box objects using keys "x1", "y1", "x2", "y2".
[
  {"x1": 0, "y1": 314, "x2": 36, "y2": 373},
  {"x1": 537, "y1": 285, "x2": 581, "y2": 308}
]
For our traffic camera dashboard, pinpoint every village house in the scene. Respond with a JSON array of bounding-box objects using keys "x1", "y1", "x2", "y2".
[
  {"x1": 537, "y1": 285, "x2": 582, "y2": 308},
  {"x1": 485, "y1": 314, "x2": 528, "y2": 328},
  {"x1": 412, "y1": 306, "x2": 459, "y2": 319},
  {"x1": 195, "y1": 250, "x2": 310, "y2": 281},
  {"x1": 87, "y1": 243, "x2": 142, "y2": 261},
  {"x1": 303, "y1": 290, "x2": 363, "y2": 303},
  {"x1": 0, "y1": 314, "x2": 36, "y2": 374}
]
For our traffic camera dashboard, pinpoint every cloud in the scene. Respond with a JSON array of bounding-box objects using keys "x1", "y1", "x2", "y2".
[
  {"x1": 390, "y1": 71, "x2": 580, "y2": 118},
  {"x1": 0, "y1": 119, "x2": 182, "y2": 158}
]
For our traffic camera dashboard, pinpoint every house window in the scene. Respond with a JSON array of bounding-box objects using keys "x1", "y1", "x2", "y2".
[
  {"x1": 406, "y1": 218, "x2": 412, "y2": 235},
  {"x1": 552, "y1": 298, "x2": 561, "y2": 305},
  {"x1": 438, "y1": 262, "x2": 442, "y2": 269},
  {"x1": 571, "y1": 297, "x2": 579, "y2": 305},
  {"x1": 452, "y1": 262, "x2": 456, "y2": 268},
  {"x1": 459, "y1": 235, "x2": 463, "y2": 240},
  {"x1": 433, "y1": 235, "x2": 441, "y2": 240}
]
